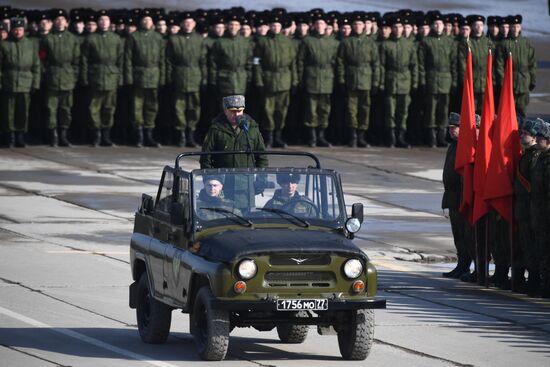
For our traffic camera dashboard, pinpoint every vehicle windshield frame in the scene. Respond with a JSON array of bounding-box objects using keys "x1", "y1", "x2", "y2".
[{"x1": 190, "y1": 167, "x2": 347, "y2": 231}]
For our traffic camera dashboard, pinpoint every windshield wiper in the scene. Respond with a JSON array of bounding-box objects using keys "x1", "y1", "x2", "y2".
[
  {"x1": 199, "y1": 207, "x2": 253, "y2": 227},
  {"x1": 257, "y1": 207, "x2": 310, "y2": 228}
]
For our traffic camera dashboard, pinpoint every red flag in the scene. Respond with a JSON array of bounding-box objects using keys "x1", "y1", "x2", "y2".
[
  {"x1": 472, "y1": 51, "x2": 494, "y2": 223},
  {"x1": 483, "y1": 54, "x2": 522, "y2": 223},
  {"x1": 455, "y1": 51, "x2": 477, "y2": 225}
]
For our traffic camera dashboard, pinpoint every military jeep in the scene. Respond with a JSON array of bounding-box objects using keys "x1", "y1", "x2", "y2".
[{"x1": 129, "y1": 151, "x2": 386, "y2": 361}]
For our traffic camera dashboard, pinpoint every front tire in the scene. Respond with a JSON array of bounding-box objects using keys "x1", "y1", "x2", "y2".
[
  {"x1": 276, "y1": 311, "x2": 309, "y2": 343},
  {"x1": 190, "y1": 286, "x2": 230, "y2": 361},
  {"x1": 136, "y1": 273, "x2": 172, "y2": 344},
  {"x1": 337, "y1": 309, "x2": 374, "y2": 360}
]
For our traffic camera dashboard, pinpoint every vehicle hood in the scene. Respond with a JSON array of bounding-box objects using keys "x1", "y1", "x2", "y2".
[{"x1": 196, "y1": 228, "x2": 366, "y2": 262}]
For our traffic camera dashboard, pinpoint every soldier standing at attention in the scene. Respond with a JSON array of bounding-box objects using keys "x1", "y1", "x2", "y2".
[
  {"x1": 458, "y1": 15, "x2": 493, "y2": 114},
  {"x1": 418, "y1": 12, "x2": 457, "y2": 148},
  {"x1": 298, "y1": 12, "x2": 339, "y2": 148},
  {"x1": 81, "y1": 10, "x2": 123, "y2": 147},
  {"x1": 530, "y1": 120, "x2": 550, "y2": 298},
  {"x1": 379, "y1": 15, "x2": 417, "y2": 148},
  {"x1": 0, "y1": 17, "x2": 40, "y2": 147},
  {"x1": 41, "y1": 9, "x2": 80, "y2": 147},
  {"x1": 442, "y1": 113, "x2": 475, "y2": 279},
  {"x1": 166, "y1": 11, "x2": 207, "y2": 148},
  {"x1": 125, "y1": 9, "x2": 165, "y2": 147},
  {"x1": 513, "y1": 119, "x2": 541, "y2": 293},
  {"x1": 337, "y1": 12, "x2": 379, "y2": 148},
  {"x1": 495, "y1": 15, "x2": 536, "y2": 121},
  {"x1": 254, "y1": 13, "x2": 297, "y2": 148}
]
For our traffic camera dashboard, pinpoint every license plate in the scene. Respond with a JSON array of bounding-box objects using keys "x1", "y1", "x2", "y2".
[{"x1": 276, "y1": 299, "x2": 328, "y2": 311}]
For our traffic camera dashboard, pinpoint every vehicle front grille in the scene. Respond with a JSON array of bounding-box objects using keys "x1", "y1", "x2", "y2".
[
  {"x1": 264, "y1": 271, "x2": 335, "y2": 288},
  {"x1": 269, "y1": 254, "x2": 332, "y2": 266}
]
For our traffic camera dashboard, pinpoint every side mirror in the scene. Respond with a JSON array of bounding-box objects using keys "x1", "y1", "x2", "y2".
[
  {"x1": 141, "y1": 194, "x2": 154, "y2": 214},
  {"x1": 170, "y1": 202, "x2": 185, "y2": 225},
  {"x1": 351, "y1": 203, "x2": 364, "y2": 224}
]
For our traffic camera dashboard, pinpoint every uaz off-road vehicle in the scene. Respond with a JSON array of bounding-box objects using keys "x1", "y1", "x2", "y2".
[{"x1": 129, "y1": 151, "x2": 386, "y2": 361}]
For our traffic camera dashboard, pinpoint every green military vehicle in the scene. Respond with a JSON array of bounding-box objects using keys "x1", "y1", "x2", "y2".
[{"x1": 129, "y1": 151, "x2": 385, "y2": 361}]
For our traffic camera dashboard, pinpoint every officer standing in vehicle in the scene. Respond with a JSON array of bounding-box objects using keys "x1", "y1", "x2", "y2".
[
  {"x1": 125, "y1": 9, "x2": 165, "y2": 147},
  {"x1": 81, "y1": 10, "x2": 123, "y2": 147},
  {"x1": 0, "y1": 17, "x2": 40, "y2": 148},
  {"x1": 166, "y1": 11, "x2": 207, "y2": 148},
  {"x1": 41, "y1": 9, "x2": 80, "y2": 147}
]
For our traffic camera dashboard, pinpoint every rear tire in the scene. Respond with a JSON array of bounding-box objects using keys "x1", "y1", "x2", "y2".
[
  {"x1": 136, "y1": 273, "x2": 172, "y2": 344},
  {"x1": 190, "y1": 286, "x2": 230, "y2": 361},
  {"x1": 337, "y1": 309, "x2": 374, "y2": 360},
  {"x1": 276, "y1": 311, "x2": 309, "y2": 343}
]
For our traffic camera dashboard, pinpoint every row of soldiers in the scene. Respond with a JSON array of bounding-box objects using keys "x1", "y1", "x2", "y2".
[
  {"x1": 0, "y1": 6, "x2": 537, "y2": 149},
  {"x1": 443, "y1": 113, "x2": 550, "y2": 298}
]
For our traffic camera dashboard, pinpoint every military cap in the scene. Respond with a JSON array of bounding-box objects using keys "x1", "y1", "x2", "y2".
[
  {"x1": 203, "y1": 174, "x2": 225, "y2": 185},
  {"x1": 277, "y1": 173, "x2": 301, "y2": 185},
  {"x1": 230, "y1": 6, "x2": 245, "y2": 15},
  {"x1": 338, "y1": 16, "x2": 351, "y2": 28},
  {"x1": 86, "y1": 12, "x2": 97, "y2": 23},
  {"x1": 166, "y1": 15, "x2": 177, "y2": 26},
  {"x1": 179, "y1": 11, "x2": 195, "y2": 22},
  {"x1": 521, "y1": 119, "x2": 541, "y2": 136},
  {"x1": 226, "y1": 13, "x2": 242, "y2": 24},
  {"x1": 51, "y1": 9, "x2": 68, "y2": 20},
  {"x1": 448, "y1": 113, "x2": 461, "y2": 126},
  {"x1": 209, "y1": 15, "x2": 225, "y2": 26},
  {"x1": 197, "y1": 21, "x2": 209, "y2": 33},
  {"x1": 294, "y1": 13, "x2": 310, "y2": 25},
  {"x1": 416, "y1": 16, "x2": 430, "y2": 27},
  {"x1": 96, "y1": 9, "x2": 109, "y2": 19},
  {"x1": 10, "y1": 17, "x2": 25, "y2": 29},
  {"x1": 467, "y1": 14, "x2": 486, "y2": 24},
  {"x1": 378, "y1": 17, "x2": 391, "y2": 28},
  {"x1": 272, "y1": 8, "x2": 287, "y2": 16},
  {"x1": 390, "y1": 15, "x2": 404, "y2": 26},
  {"x1": 429, "y1": 11, "x2": 444, "y2": 23},
  {"x1": 223, "y1": 95, "x2": 245, "y2": 110},
  {"x1": 487, "y1": 16, "x2": 500, "y2": 26},
  {"x1": 268, "y1": 13, "x2": 284, "y2": 24},
  {"x1": 402, "y1": 16, "x2": 413, "y2": 26},
  {"x1": 38, "y1": 11, "x2": 51, "y2": 21},
  {"x1": 139, "y1": 9, "x2": 154, "y2": 21},
  {"x1": 311, "y1": 12, "x2": 329, "y2": 23},
  {"x1": 507, "y1": 14, "x2": 522, "y2": 24},
  {"x1": 536, "y1": 121, "x2": 550, "y2": 139},
  {"x1": 500, "y1": 15, "x2": 511, "y2": 25},
  {"x1": 460, "y1": 16, "x2": 472, "y2": 27},
  {"x1": 350, "y1": 12, "x2": 364, "y2": 23}
]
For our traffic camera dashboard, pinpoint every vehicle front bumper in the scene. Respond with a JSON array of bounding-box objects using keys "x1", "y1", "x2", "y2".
[{"x1": 210, "y1": 297, "x2": 386, "y2": 311}]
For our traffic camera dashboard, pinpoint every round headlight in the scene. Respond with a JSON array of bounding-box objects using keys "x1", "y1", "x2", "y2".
[
  {"x1": 346, "y1": 218, "x2": 361, "y2": 233},
  {"x1": 237, "y1": 259, "x2": 257, "y2": 280},
  {"x1": 343, "y1": 259, "x2": 363, "y2": 279}
]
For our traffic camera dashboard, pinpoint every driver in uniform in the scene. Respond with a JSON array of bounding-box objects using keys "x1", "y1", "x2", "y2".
[
  {"x1": 264, "y1": 174, "x2": 315, "y2": 216},
  {"x1": 196, "y1": 175, "x2": 238, "y2": 219}
]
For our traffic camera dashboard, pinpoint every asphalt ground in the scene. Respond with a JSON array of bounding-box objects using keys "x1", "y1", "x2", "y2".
[{"x1": 0, "y1": 145, "x2": 549, "y2": 366}]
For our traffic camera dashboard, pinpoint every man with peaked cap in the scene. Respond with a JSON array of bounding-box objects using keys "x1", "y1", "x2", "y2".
[
  {"x1": 0, "y1": 17, "x2": 40, "y2": 147},
  {"x1": 297, "y1": 12, "x2": 339, "y2": 147},
  {"x1": 418, "y1": 11, "x2": 457, "y2": 148},
  {"x1": 458, "y1": 15, "x2": 494, "y2": 114},
  {"x1": 337, "y1": 12, "x2": 380, "y2": 148},
  {"x1": 40, "y1": 8, "x2": 80, "y2": 147},
  {"x1": 209, "y1": 13, "x2": 253, "y2": 113},
  {"x1": 442, "y1": 112, "x2": 479, "y2": 279},
  {"x1": 495, "y1": 15, "x2": 536, "y2": 120},
  {"x1": 166, "y1": 11, "x2": 207, "y2": 147},
  {"x1": 529, "y1": 119, "x2": 550, "y2": 298},
  {"x1": 124, "y1": 8, "x2": 165, "y2": 147},
  {"x1": 379, "y1": 15, "x2": 417, "y2": 148},
  {"x1": 513, "y1": 119, "x2": 542, "y2": 293},
  {"x1": 254, "y1": 13, "x2": 297, "y2": 149},
  {"x1": 81, "y1": 9, "x2": 123, "y2": 147}
]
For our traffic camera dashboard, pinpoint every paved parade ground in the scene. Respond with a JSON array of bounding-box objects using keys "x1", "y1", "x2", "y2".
[{"x1": 1, "y1": 145, "x2": 549, "y2": 366}]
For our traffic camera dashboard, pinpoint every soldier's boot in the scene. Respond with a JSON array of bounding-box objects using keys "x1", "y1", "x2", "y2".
[
  {"x1": 386, "y1": 129, "x2": 396, "y2": 148},
  {"x1": 59, "y1": 128, "x2": 72, "y2": 147},
  {"x1": 396, "y1": 129, "x2": 411, "y2": 148},
  {"x1": 427, "y1": 128, "x2": 437, "y2": 148},
  {"x1": 7, "y1": 132, "x2": 15, "y2": 148},
  {"x1": 348, "y1": 129, "x2": 358, "y2": 148},
  {"x1": 92, "y1": 129, "x2": 101, "y2": 147},
  {"x1": 476, "y1": 261, "x2": 489, "y2": 285},
  {"x1": 317, "y1": 129, "x2": 332, "y2": 147},
  {"x1": 49, "y1": 129, "x2": 58, "y2": 147},
  {"x1": 526, "y1": 271, "x2": 541, "y2": 297},
  {"x1": 308, "y1": 128, "x2": 317, "y2": 148},
  {"x1": 15, "y1": 132, "x2": 27, "y2": 148},
  {"x1": 176, "y1": 130, "x2": 186, "y2": 148},
  {"x1": 135, "y1": 128, "x2": 144, "y2": 148},
  {"x1": 512, "y1": 268, "x2": 527, "y2": 292},
  {"x1": 357, "y1": 130, "x2": 369, "y2": 148},
  {"x1": 443, "y1": 257, "x2": 469, "y2": 278},
  {"x1": 186, "y1": 129, "x2": 199, "y2": 148},
  {"x1": 265, "y1": 131, "x2": 274, "y2": 149},
  {"x1": 273, "y1": 129, "x2": 287, "y2": 148},
  {"x1": 144, "y1": 128, "x2": 161, "y2": 148},
  {"x1": 454, "y1": 258, "x2": 472, "y2": 279},
  {"x1": 437, "y1": 128, "x2": 449, "y2": 148},
  {"x1": 101, "y1": 128, "x2": 114, "y2": 147},
  {"x1": 491, "y1": 265, "x2": 510, "y2": 289}
]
